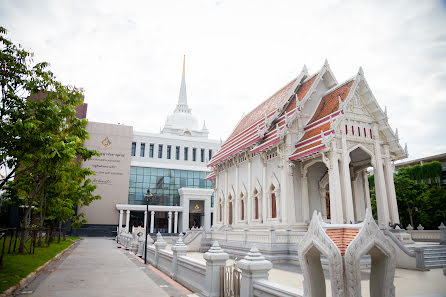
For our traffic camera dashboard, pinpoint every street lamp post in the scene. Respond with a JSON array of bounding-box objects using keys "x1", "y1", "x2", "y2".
[{"x1": 143, "y1": 188, "x2": 153, "y2": 265}]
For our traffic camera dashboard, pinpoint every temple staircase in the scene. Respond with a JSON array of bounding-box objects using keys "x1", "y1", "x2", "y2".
[{"x1": 408, "y1": 245, "x2": 446, "y2": 268}]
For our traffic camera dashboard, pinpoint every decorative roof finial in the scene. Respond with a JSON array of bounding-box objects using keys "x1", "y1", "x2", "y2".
[
  {"x1": 395, "y1": 128, "x2": 399, "y2": 139},
  {"x1": 182, "y1": 55, "x2": 186, "y2": 77},
  {"x1": 338, "y1": 95, "x2": 343, "y2": 108},
  {"x1": 404, "y1": 143, "x2": 408, "y2": 155}
]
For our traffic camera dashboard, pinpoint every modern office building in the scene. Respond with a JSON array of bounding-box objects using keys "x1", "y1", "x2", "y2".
[{"x1": 76, "y1": 58, "x2": 220, "y2": 236}]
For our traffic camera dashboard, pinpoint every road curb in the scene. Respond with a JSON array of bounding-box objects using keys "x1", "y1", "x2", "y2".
[{"x1": 0, "y1": 239, "x2": 80, "y2": 297}]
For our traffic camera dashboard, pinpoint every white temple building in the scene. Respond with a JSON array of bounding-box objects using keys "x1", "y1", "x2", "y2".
[{"x1": 207, "y1": 60, "x2": 407, "y2": 232}]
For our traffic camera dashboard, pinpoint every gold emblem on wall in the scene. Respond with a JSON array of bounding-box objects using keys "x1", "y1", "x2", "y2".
[
  {"x1": 194, "y1": 204, "x2": 200, "y2": 210},
  {"x1": 101, "y1": 137, "x2": 112, "y2": 149}
]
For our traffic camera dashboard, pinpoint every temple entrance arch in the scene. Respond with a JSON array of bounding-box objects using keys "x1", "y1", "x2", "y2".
[
  {"x1": 302, "y1": 159, "x2": 329, "y2": 222},
  {"x1": 347, "y1": 145, "x2": 374, "y2": 222}
]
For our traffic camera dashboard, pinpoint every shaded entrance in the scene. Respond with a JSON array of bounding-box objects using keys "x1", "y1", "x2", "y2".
[{"x1": 189, "y1": 200, "x2": 204, "y2": 228}]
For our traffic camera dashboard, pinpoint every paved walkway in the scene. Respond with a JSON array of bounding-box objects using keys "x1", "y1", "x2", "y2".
[{"x1": 18, "y1": 238, "x2": 190, "y2": 297}]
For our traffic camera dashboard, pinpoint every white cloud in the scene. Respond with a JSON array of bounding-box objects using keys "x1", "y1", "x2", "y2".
[{"x1": 1, "y1": 0, "x2": 445, "y2": 160}]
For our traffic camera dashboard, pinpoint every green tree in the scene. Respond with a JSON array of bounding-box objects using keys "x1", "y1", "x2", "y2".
[{"x1": 1, "y1": 27, "x2": 100, "y2": 252}]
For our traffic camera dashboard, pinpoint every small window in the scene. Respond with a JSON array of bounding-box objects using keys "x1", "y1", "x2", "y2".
[
  {"x1": 149, "y1": 144, "x2": 154, "y2": 158},
  {"x1": 370, "y1": 129, "x2": 373, "y2": 139},
  {"x1": 345, "y1": 125, "x2": 348, "y2": 135},
  {"x1": 358, "y1": 127, "x2": 361, "y2": 137},
  {"x1": 352, "y1": 126, "x2": 354, "y2": 135},
  {"x1": 254, "y1": 197, "x2": 259, "y2": 220},
  {"x1": 241, "y1": 200, "x2": 244, "y2": 221},
  {"x1": 131, "y1": 142, "x2": 136, "y2": 156},
  {"x1": 208, "y1": 149, "x2": 213, "y2": 161},
  {"x1": 201, "y1": 149, "x2": 205, "y2": 162},
  {"x1": 167, "y1": 145, "x2": 172, "y2": 160},
  {"x1": 192, "y1": 148, "x2": 197, "y2": 161},
  {"x1": 176, "y1": 146, "x2": 180, "y2": 160},
  {"x1": 140, "y1": 143, "x2": 145, "y2": 157},
  {"x1": 271, "y1": 193, "x2": 277, "y2": 218},
  {"x1": 158, "y1": 144, "x2": 163, "y2": 158},
  {"x1": 228, "y1": 201, "x2": 233, "y2": 225},
  {"x1": 364, "y1": 128, "x2": 367, "y2": 137},
  {"x1": 184, "y1": 147, "x2": 189, "y2": 161}
]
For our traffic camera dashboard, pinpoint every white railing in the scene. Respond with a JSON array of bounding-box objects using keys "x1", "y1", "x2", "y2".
[{"x1": 406, "y1": 230, "x2": 441, "y2": 242}]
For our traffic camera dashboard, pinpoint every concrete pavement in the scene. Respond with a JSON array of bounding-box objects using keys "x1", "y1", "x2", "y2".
[{"x1": 16, "y1": 238, "x2": 191, "y2": 297}]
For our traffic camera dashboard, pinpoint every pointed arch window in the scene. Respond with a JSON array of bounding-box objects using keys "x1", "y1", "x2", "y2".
[
  {"x1": 271, "y1": 193, "x2": 277, "y2": 218},
  {"x1": 253, "y1": 188, "x2": 259, "y2": 220},
  {"x1": 241, "y1": 200, "x2": 245, "y2": 221},
  {"x1": 229, "y1": 201, "x2": 233, "y2": 225}
]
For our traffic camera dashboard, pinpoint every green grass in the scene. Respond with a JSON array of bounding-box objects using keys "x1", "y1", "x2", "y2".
[{"x1": 0, "y1": 237, "x2": 78, "y2": 293}]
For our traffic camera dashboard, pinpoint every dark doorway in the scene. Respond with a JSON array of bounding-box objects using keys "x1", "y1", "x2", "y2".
[
  {"x1": 189, "y1": 213, "x2": 203, "y2": 228},
  {"x1": 129, "y1": 212, "x2": 144, "y2": 231}
]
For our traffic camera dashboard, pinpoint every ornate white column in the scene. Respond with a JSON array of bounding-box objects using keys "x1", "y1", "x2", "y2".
[
  {"x1": 118, "y1": 209, "x2": 123, "y2": 231},
  {"x1": 352, "y1": 173, "x2": 362, "y2": 221},
  {"x1": 247, "y1": 156, "x2": 252, "y2": 224},
  {"x1": 182, "y1": 197, "x2": 190, "y2": 231},
  {"x1": 384, "y1": 145, "x2": 400, "y2": 224},
  {"x1": 168, "y1": 211, "x2": 172, "y2": 233},
  {"x1": 301, "y1": 164, "x2": 310, "y2": 222},
  {"x1": 150, "y1": 211, "x2": 155, "y2": 233},
  {"x1": 261, "y1": 153, "x2": 267, "y2": 223},
  {"x1": 363, "y1": 170, "x2": 372, "y2": 212},
  {"x1": 224, "y1": 169, "x2": 228, "y2": 225},
  {"x1": 144, "y1": 210, "x2": 148, "y2": 230},
  {"x1": 279, "y1": 144, "x2": 288, "y2": 224},
  {"x1": 204, "y1": 197, "x2": 211, "y2": 231},
  {"x1": 373, "y1": 124, "x2": 391, "y2": 226},
  {"x1": 174, "y1": 211, "x2": 178, "y2": 233},
  {"x1": 324, "y1": 143, "x2": 344, "y2": 224},
  {"x1": 235, "y1": 161, "x2": 239, "y2": 224},
  {"x1": 341, "y1": 128, "x2": 355, "y2": 223},
  {"x1": 125, "y1": 210, "x2": 130, "y2": 233},
  {"x1": 287, "y1": 161, "x2": 296, "y2": 225}
]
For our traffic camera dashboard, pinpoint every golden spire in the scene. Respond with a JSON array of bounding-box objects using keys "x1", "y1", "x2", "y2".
[{"x1": 182, "y1": 55, "x2": 186, "y2": 76}]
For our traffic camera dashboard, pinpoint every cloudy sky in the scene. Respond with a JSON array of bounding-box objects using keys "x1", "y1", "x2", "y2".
[{"x1": 1, "y1": 0, "x2": 445, "y2": 161}]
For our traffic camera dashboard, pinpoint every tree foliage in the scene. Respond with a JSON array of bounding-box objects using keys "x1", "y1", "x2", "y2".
[
  {"x1": 0, "y1": 27, "x2": 100, "y2": 251},
  {"x1": 369, "y1": 161, "x2": 445, "y2": 230}
]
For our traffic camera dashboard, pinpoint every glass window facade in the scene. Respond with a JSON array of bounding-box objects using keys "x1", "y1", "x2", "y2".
[
  {"x1": 128, "y1": 166, "x2": 214, "y2": 206},
  {"x1": 167, "y1": 145, "x2": 171, "y2": 159},
  {"x1": 140, "y1": 143, "x2": 145, "y2": 157},
  {"x1": 149, "y1": 144, "x2": 154, "y2": 158},
  {"x1": 158, "y1": 144, "x2": 163, "y2": 158},
  {"x1": 131, "y1": 142, "x2": 136, "y2": 156}
]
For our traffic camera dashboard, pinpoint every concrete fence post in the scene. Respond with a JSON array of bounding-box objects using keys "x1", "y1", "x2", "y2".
[
  {"x1": 203, "y1": 241, "x2": 229, "y2": 297},
  {"x1": 439, "y1": 223, "x2": 446, "y2": 245},
  {"x1": 171, "y1": 234, "x2": 188, "y2": 280},
  {"x1": 154, "y1": 232, "x2": 167, "y2": 267},
  {"x1": 237, "y1": 246, "x2": 273, "y2": 297}
]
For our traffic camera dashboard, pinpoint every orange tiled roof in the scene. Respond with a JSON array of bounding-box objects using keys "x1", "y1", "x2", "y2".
[
  {"x1": 307, "y1": 80, "x2": 354, "y2": 125},
  {"x1": 289, "y1": 79, "x2": 355, "y2": 161},
  {"x1": 299, "y1": 122, "x2": 331, "y2": 143},
  {"x1": 247, "y1": 73, "x2": 320, "y2": 154},
  {"x1": 325, "y1": 228, "x2": 359, "y2": 256},
  {"x1": 227, "y1": 79, "x2": 297, "y2": 141}
]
